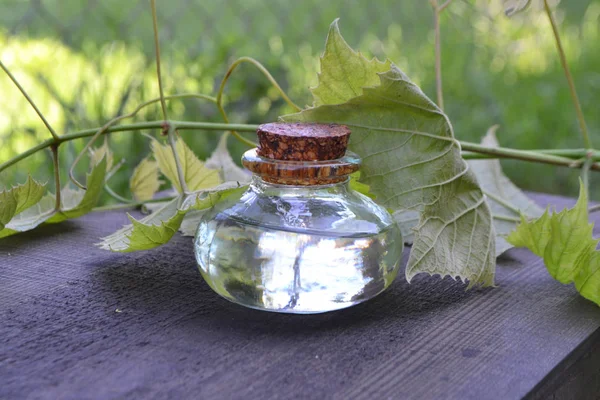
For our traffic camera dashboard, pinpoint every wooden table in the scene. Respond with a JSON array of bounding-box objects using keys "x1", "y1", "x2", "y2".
[{"x1": 1, "y1": 193, "x2": 599, "y2": 400}]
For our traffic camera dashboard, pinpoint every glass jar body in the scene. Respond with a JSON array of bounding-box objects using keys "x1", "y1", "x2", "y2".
[{"x1": 194, "y1": 177, "x2": 403, "y2": 314}]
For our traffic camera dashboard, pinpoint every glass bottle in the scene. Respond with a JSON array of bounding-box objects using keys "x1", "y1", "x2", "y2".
[{"x1": 194, "y1": 123, "x2": 403, "y2": 314}]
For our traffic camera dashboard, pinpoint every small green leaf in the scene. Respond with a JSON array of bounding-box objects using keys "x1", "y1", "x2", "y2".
[
  {"x1": 0, "y1": 195, "x2": 55, "y2": 239},
  {"x1": 282, "y1": 21, "x2": 496, "y2": 287},
  {"x1": 99, "y1": 197, "x2": 186, "y2": 252},
  {"x1": 205, "y1": 133, "x2": 250, "y2": 183},
  {"x1": 151, "y1": 137, "x2": 221, "y2": 193},
  {"x1": 0, "y1": 176, "x2": 47, "y2": 235},
  {"x1": 311, "y1": 19, "x2": 391, "y2": 106},
  {"x1": 508, "y1": 182, "x2": 596, "y2": 283},
  {"x1": 48, "y1": 156, "x2": 107, "y2": 223},
  {"x1": 0, "y1": 176, "x2": 46, "y2": 230},
  {"x1": 575, "y1": 252, "x2": 600, "y2": 304},
  {"x1": 98, "y1": 183, "x2": 245, "y2": 252},
  {"x1": 130, "y1": 157, "x2": 161, "y2": 202},
  {"x1": 89, "y1": 141, "x2": 114, "y2": 171},
  {"x1": 0, "y1": 157, "x2": 107, "y2": 238},
  {"x1": 349, "y1": 172, "x2": 374, "y2": 199},
  {"x1": 179, "y1": 185, "x2": 247, "y2": 237},
  {"x1": 508, "y1": 182, "x2": 600, "y2": 306}
]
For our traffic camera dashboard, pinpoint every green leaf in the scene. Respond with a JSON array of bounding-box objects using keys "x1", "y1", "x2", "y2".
[
  {"x1": 468, "y1": 126, "x2": 545, "y2": 255},
  {"x1": 98, "y1": 197, "x2": 186, "y2": 252},
  {"x1": 98, "y1": 183, "x2": 245, "y2": 252},
  {"x1": 311, "y1": 19, "x2": 391, "y2": 107},
  {"x1": 89, "y1": 141, "x2": 114, "y2": 171},
  {"x1": 47, "y1": 156, "x2": 107, "y2": 223},
  {"x1": 400, "y1": 127, "x2": 545, "y2": 256},
  {"x1": 282, "y1": 21, "x2": 496, "y2": 287},
  {"x1": 349, "y1": 171, "x2": 375, "y2": 199},
  {"x1": 0, "y1": 194, "x2": 55, "y2": 239},
  {"x1": 0, "y1": 157, "x2": 107, "y2": 238},
  {"x1": 130, "y1": 157, "x2": 161, "y2": 202},
  {"x1": 205, "y1": 133, "x2": 251, "y2": 183},
  {"x1": 151, "y1": 137, "x2": 221, "y2": 193},
  {"x1": 0, "y1": 176, "x2": 46, "y2": 230},
  {"x1": 575, "y1": 252, "x2": 600, "y2": 304},
  {"x1": 0, "y1": 176, "x2": 48, "y2": 237},
  {"x1": 508, "y1": 182, "x2": 600, "y2": 306},
  {"x1": 393, "y1": 210, "x2": 420, "y2": 244}
]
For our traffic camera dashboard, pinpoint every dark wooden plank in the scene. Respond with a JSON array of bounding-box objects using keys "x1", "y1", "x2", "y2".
[
  {"x1": 0, "y1": 193, "x2": 599, "y2": 400},
  {"x1": 526, "y1": 328, "x2": 600, "y2": 400}
]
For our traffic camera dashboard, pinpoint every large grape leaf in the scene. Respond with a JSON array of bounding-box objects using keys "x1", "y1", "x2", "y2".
[
  {"x1": 468, "y1": 127, "x2": 545, "y2": 255},
  {"x1": 151, "y1": 137, "x2": 221, "y2": 193},
  {"x1": 396, "y1": 127, "x2": 545, "y2": 256},
  {"x1": 508, "y1": 182, "x2": 600, "y2": 306},
  {"x1": 282, "y1": 20, "x2": 496, "y2": 287},
  {"x1": 98, "y1": 183, "x2": 244, "y2": 252},
  {"x1": 311, "y1": 19, "x2": 391, "y2": 106}
]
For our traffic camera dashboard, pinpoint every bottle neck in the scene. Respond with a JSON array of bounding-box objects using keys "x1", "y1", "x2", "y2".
[
  {"x1": 242, "y1": 148, "x2": 361, "y2": 187},
  {"x1": 250, "y1": 175, "x2": 350, "y2": 193}
]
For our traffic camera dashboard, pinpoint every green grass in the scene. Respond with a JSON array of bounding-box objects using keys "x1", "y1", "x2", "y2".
[{"x1": 0, "y1": 0, "x2": 599, "y2": 201}]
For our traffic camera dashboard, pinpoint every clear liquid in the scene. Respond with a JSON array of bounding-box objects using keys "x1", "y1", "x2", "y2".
[{"x1": 194, "y1": 213, "x2": 403, "y2": 314}]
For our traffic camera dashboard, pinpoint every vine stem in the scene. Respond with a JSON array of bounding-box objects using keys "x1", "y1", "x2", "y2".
[
  {"x1": 581, "y1": 155, "x2": 594, "y2": 197},
  {"x1": 50, "y1": 145, "x2": 61, "y2": 211},
  {"x1": 105, "y1": 158, "x2": 126, "y2": 182},
  {"x1": 0, "y1": 60, "x2": 60, "y2": 141},
  {"x1": 430, "y1": 0, "x2": 445, "y2": 110},
  {"x1": 104, "y1": 158, "x2": 135, "y2": 203},
  {"x1": 589, "y1": 204, "x2": 600, "y2": 214},
  {"x1": 69, "y1": 93, "x2": 216, "y2": 190},
  {"x1": 2, "y1": 121, "x2": 600, "y2": 175},
  {"x1": 151, "y1": 0, "x2": 190, "y2": 195},
  {"x1": 167, "y1": 123, "x2": 189, "y2": 194},
  {"x1": 217, "y1": 56, "x2": 301, "y2": 113},
  {"x1": 105, "y1": 184, "x2": 134, "y2": 204},
  {"x1": 543, "y1": 0, "x2": 591, "y2": 149},
  {"x1": 150, "y1": 0, "x2": 169, "y2": 121},
  {"x1": 438, "y1": 0, "x2": 453, "y2": 12},
  {"x1": 0, "y1": 121, "x2": 257, "y2": 174},
  {"x1": 493, "y1": 214, "x2": 522, "y2": 223},
  {"x1": 460, "y1": 141, "x2": 600, "y2": 171},
  {"x1": 462, "y1": 148, "x2": 600, "y2": 160},
  {"x1": 216, "y1": 56, "x2": 302, "y2": 147}
]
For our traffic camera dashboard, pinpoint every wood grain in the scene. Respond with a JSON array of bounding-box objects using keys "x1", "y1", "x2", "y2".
[{"x1": 0, "y1": 193, "x2": 599, "y2": 400}]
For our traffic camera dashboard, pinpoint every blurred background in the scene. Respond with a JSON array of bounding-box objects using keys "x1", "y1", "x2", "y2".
[{"x1": 0, "y1": 0, "x2": 599, "y2": 202}]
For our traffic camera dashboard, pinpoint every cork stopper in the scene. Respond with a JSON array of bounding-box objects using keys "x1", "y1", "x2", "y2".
[{"x1": 257, "y1": 122, "x2": 351, "y2": 161}]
